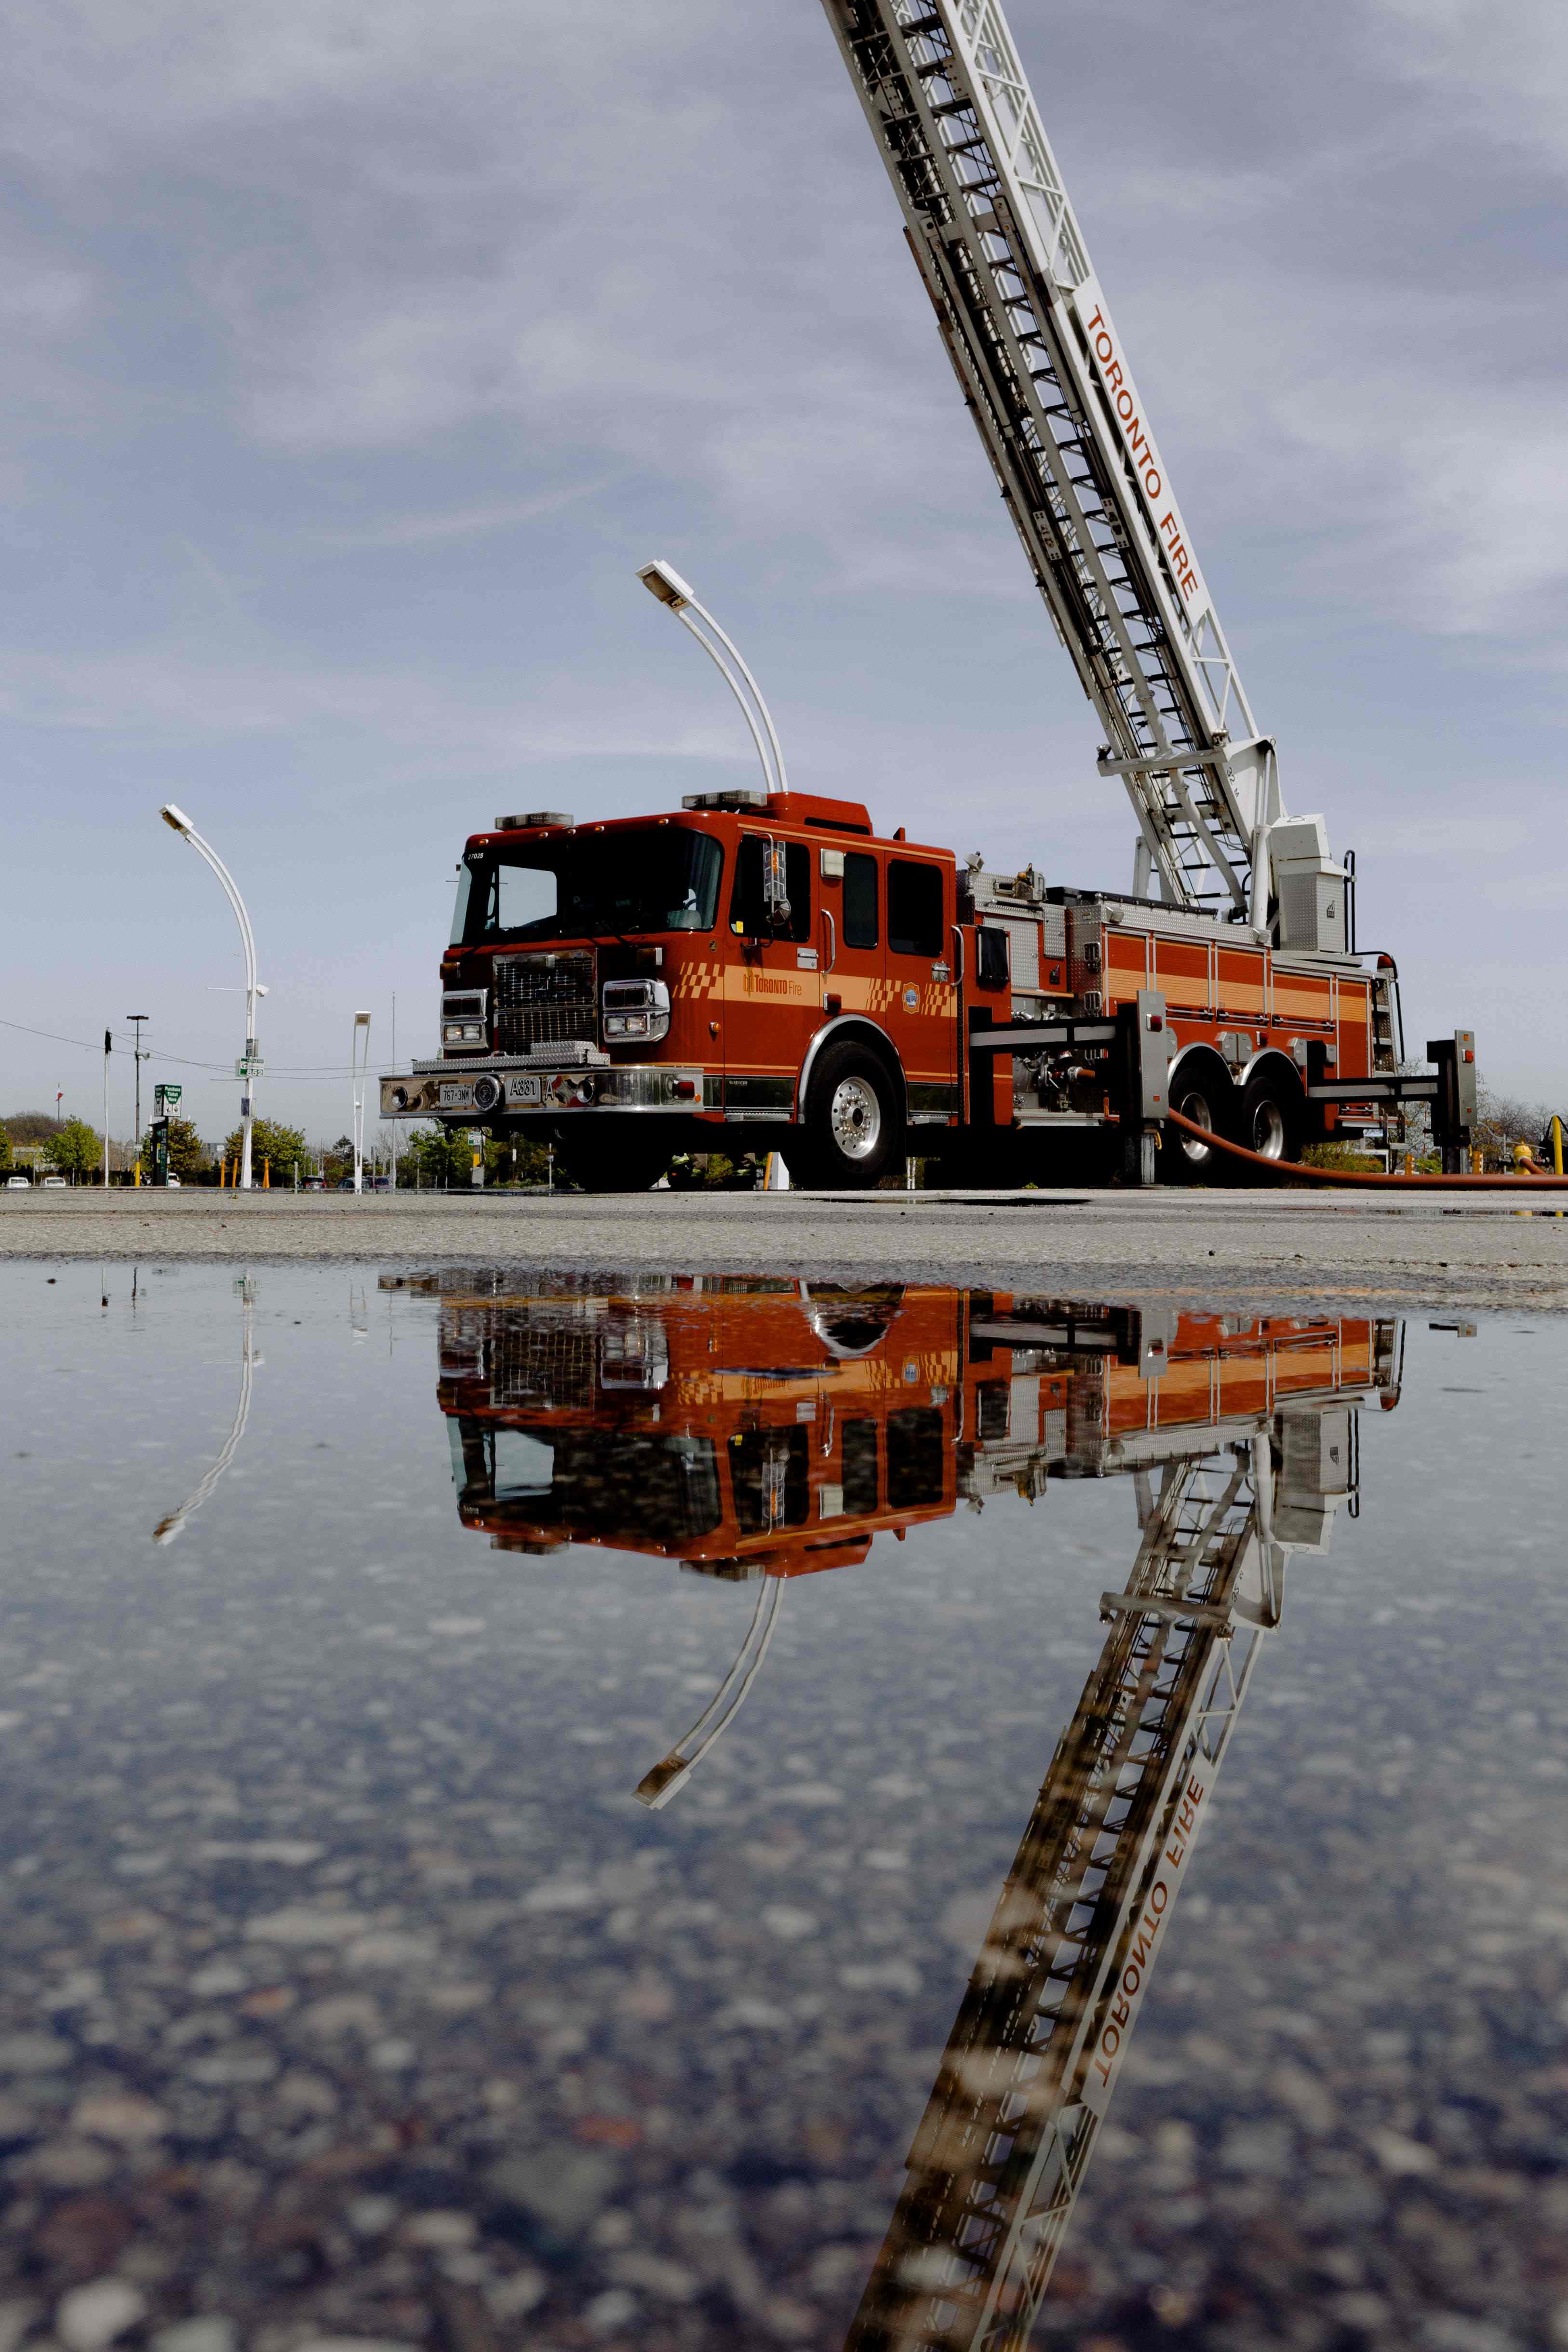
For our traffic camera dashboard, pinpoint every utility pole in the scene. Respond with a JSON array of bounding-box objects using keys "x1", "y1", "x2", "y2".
[
  {"x1": 126, "y1": 1016, "x2": 150, "y2": 1170},
  {"x1": 351, "y1": 1011, "x2": 372, "y2": 1195},
  {"x1": 103, "y1": 1031, "x2": 111, "y2": 1187},
  {"x1": 390, "y1": 991, "x2": 397, "y2": 1191}
]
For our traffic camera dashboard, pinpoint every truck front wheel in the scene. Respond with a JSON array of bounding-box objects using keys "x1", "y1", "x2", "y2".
[{"x1": 789, "y1": 1042, "x2": 903, "y2": 1190}]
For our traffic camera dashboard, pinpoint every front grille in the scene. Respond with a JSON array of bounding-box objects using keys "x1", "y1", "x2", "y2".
[
  {"x1": 490, "y1": 1322, "x2": 600, "y2": 1413},
  {"x1": 493, "y1": 950, "x2": 596, "y2": 1054}
]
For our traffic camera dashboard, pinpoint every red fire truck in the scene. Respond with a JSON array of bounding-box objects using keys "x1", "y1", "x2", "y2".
[
  {"x1": 382, "y1": 792, "x2": 1412, "y2": 1191},
  {"x1": 381, "y1": 0, "x2": 1472, "y2": 1189},
  {"x1": 419, "y1": 1274, "x2": 1397, "y2": 1574}
]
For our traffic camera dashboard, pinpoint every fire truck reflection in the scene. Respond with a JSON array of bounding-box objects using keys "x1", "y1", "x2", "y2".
[{"x1": 413, "y1": 1271, "x2": 1397, "y2": 1803}]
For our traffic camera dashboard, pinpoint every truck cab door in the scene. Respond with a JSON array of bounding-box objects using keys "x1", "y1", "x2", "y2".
[
  {"x1": 723, "y1": 834, "x2": 817, "y2": 1123},
  {"x1": 885, "y1": 853, "x2": 959, "y2": 1130},
  {"x1": 818, "y1": 845, "x2": 881, "y2": 1040}
]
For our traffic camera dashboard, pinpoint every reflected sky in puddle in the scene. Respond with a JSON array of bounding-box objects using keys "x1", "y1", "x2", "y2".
[{"x1": 3, "y1": 1264, "x2": 1566, "y2": 2352}]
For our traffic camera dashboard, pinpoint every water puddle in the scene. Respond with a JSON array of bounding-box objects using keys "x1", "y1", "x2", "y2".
[{"x1": 3, "y1": 1264, "x2": 1564, "y2": 2350}]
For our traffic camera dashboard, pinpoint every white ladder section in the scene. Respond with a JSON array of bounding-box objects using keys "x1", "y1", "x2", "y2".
[
  {"x1": 843, "y1": 1450, "x2": 1274, "y2": 2351},
  {"x1": 819, "y1": 0, "x2": 1287, "y2": 922}
]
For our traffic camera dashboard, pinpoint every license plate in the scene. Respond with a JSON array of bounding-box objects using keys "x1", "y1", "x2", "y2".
[
  {"x1": 438, "y1": 1082, "x2": 472, "y2": 1108},
  {"x1": 507, "y1": 1074, "x2": 543, "y2": 1105}
]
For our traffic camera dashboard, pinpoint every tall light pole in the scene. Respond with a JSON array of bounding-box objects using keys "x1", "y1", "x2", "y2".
[
  {"x1": 158, "y1": 807, "x2": 265, "y2": 1191},
  {"x1": 351, "y1": 1011, "x2": 372, "y2": 1196},
  {"x1": 636, "y1": 560, "x2": 789, "y2": 798}
]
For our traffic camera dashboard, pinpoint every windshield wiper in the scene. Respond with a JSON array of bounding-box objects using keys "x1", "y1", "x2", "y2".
[{"x1": 567, "y1": 897, "x2": 639, "y2": 950}]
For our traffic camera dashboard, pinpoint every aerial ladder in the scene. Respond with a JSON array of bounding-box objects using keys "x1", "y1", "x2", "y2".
[
  {"x1": 818, "y1": 0, "x2": 1294, "y2": 930},
  {"x1": 842, "y1": 1408, "x2": 1368, "y2": 2352}
]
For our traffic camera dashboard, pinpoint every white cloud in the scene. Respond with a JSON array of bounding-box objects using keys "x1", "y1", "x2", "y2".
[{"x1": 1368, "y1": 0, "x2": 1568, "y2": 170}]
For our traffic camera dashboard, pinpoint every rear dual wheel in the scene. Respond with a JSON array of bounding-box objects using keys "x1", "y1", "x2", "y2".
[
  {"x1": 1167, "y1": 1070, "x2": 1230, "y2": 1184},
  {"x1": 1237, "y1": 1069, "x2": 1302, "y2": 1169},
  {"x1": 1166, "y1": 1063, "x2": 1303, "y2": 1183}
]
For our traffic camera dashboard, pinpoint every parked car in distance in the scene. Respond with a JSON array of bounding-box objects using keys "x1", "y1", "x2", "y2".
[
  {"x1": 167, "y1": 1175, "x2": 181, "y2": 1188},
  {"x1": 5, "y1": 1174, "x2": 29, "y2": 1188},
  {"x1": 303, "y1": 1175, "x2": 325, "y2": 1192},
  {"x1": 42, "y1": 1175, "x2": 67, "y2": 1188}
]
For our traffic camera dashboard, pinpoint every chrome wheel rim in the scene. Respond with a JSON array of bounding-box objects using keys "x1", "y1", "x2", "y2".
[
  {"x1": 1176, "y1": 1089, "x2": 1215, "y2": 1165},
  {"x1": 829, "y1": 1075, "x2": 882, "y2": 1161},
  {"x1": 1250, "y1": 1098, "x2": 1287, "y2": 1159}
]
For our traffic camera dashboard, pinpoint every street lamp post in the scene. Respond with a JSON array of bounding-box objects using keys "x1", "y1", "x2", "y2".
[
  {"x1": 158, "y1": 807, "x2": 265, "y2": 1190},
  {"x1": 351, "y1": 1011, "x2": 372, "y2": 1196},
  {"x1": 636, "y1": 559, "x2": 789, "y2": 799}
]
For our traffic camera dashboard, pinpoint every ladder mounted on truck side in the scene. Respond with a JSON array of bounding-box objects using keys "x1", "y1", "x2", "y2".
[{"x1": 819, "y1": 0, "x2": 1286, "y2": 926}]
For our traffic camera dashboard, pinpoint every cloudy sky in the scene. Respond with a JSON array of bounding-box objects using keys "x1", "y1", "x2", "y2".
[{"x1": 3, "y1": 0, "x2": 1566, "y2": 1140}]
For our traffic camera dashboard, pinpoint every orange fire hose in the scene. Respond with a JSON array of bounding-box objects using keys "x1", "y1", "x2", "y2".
[{"x1": 1165, "y1": 1110, "x2": 1568, "y2": 1190}]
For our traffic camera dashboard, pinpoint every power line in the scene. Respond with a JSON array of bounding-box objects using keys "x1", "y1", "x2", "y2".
[{"x1": 0, "y1": 1013, "x2": 375, "y2": 1077}]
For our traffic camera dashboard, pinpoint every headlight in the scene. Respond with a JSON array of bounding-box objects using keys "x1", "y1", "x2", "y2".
[
  {"x1": 441, "y1": 989, "x2": 488, "y2": 1048},
  {"x1": 602, "y1": 977, "x2": 670, "y2": 1043}
]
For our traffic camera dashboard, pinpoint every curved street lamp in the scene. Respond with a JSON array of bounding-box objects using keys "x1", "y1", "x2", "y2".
[
  {"x1": 159, "y1": 805, "x2": 264, "y2": 1190},
  {"x1": 633, "y1": 1572, "x2": 786, "y2": 1810},
  {"x1": 637, "y1": 559, "x2": 789, "y2": 799}
]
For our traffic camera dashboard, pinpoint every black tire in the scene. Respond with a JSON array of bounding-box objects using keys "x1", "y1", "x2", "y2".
[
  {"x1": 1237, "y1": 1067, "x2": 1303, "y2": 1170},
  {"x1": 1165, "y1": 1064, "x2": 1234, "y2": 1185},
  {"x1": 551, "y1": 1124, "x2": 675, "y2": 1194},
  {"x1": 787, "y1": 1041, "x2": 903, "y2": 1190}
]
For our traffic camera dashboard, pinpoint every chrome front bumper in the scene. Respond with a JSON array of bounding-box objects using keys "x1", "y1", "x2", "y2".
[{"x1": 381, "y1": 1058, "x2": 712, "y2": 1120}]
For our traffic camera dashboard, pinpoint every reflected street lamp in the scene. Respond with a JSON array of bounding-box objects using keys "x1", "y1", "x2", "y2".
[
  {"x1": 351, "y1": 1010, "x2": 372, "y2": 1196},
  {"x1": 153, "y1": 1276, "x2": 256, "y2": 1543},
  {"x1": 637, "y1": 559, "x2": 790, "y2": 800},
  {"x1": 159, "y1": 806, "x2": 265, "y2": 1190}
]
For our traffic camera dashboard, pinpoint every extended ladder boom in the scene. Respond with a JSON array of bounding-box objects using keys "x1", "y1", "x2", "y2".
[
  {"x1": 844, "y1": 1447, "x2": 1276, "y2": 2350},
  {"x1": 820, "y1": 0, "x2": 1286, "y2": 921}
]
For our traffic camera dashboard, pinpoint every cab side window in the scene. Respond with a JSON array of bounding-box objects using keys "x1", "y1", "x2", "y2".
[
  {"x1": 843, "y1": 852, "x2": 879, "y2": 952},
  {"x1": 730, "y1": 837, "x2": 812, "y2": 944},
  {"x1": 887, "y1": 860, "x2": 944, "y2": 959},
  {"x1": 976, "y1": 926, "x2": 1009, "y2": 990}
]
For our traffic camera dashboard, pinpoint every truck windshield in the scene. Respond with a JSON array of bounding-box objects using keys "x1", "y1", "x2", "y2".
[
  {"x1": 481, "y1": 1425, "x2": 723, "y2": 1544},
  {"x1": 453, "y1": 827, "x2": 722, "y2": 945}
]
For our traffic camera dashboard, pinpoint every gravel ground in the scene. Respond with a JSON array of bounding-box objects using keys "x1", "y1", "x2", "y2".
[{"x1": 5, "y1": 1189, "x2": 1568, "y2": 1308}]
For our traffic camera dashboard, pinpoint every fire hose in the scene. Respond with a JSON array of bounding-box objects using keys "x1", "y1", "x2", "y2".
[{"x1": 1166, "y1": 1110, "x2": 1568, "y2": 1190}]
